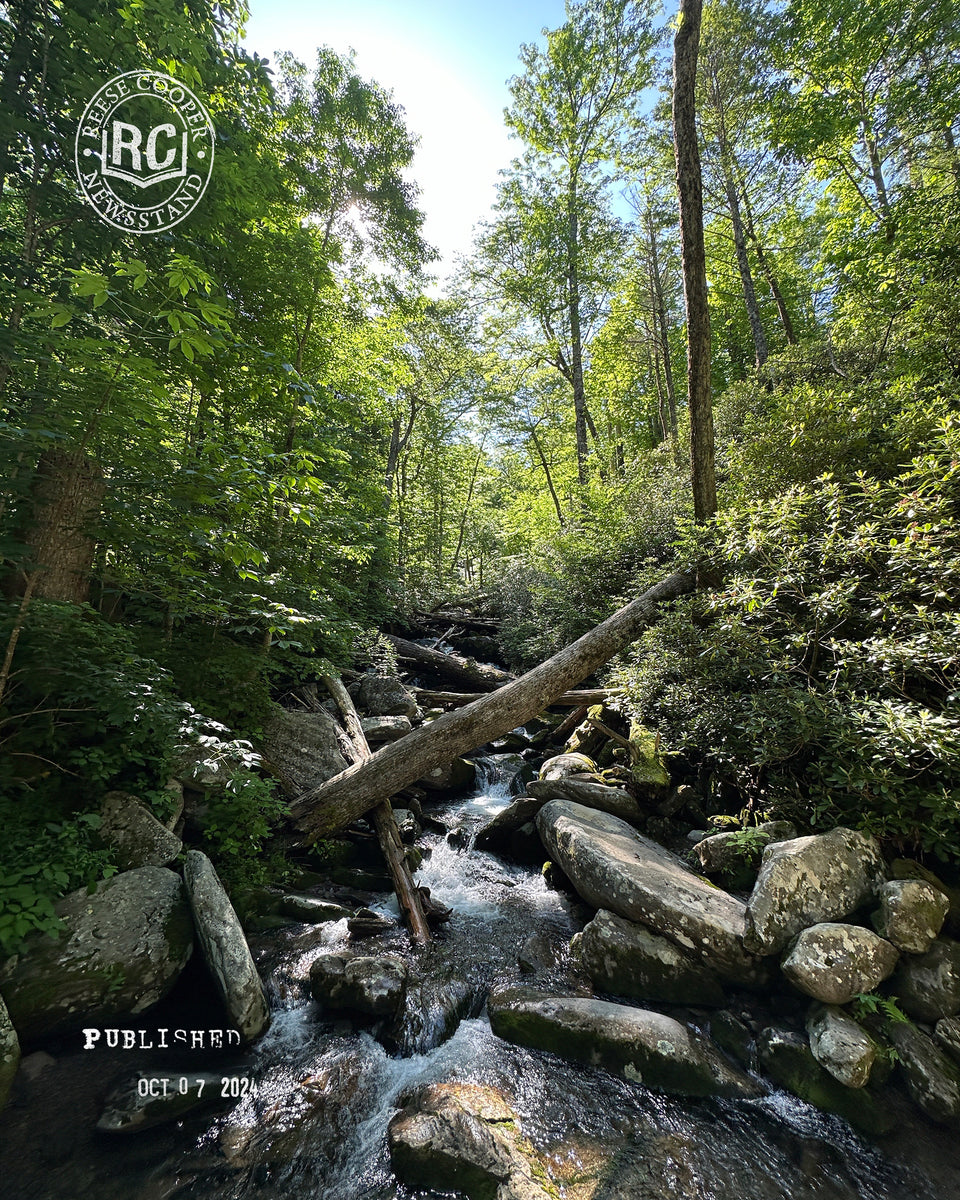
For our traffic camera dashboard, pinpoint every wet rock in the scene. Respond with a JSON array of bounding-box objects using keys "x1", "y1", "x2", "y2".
[
  {"x1": 310, "y1": 954, "x2": 407, "y2": 1018},
  {"x1": 936, "y1": 1016, "x2": 960, "y2": 1066},
  {"x1": 488, "y1": 987, "x2": 760, "y2": 1099},
  {"x1": 710, "y1": 1011, "x2": 754, "y2": 1069},
  {"x1": 389, "y1": 1082, "x2": 552, "y2": 1200},
  {"x1": 392, "y1": 807, "x2": 421, "y2": 844},
  {"x1": 356, "y1": 674, "x2": 418, "y2": 718},
  {"x1": 757, "y1": 1028, "x2": 894, "y2": 1135},
  {"x1": 278, "y1": 894, "x2": 354, "y2": 924},
  {"x1": 538, "y1": 753, "x2": 597, "y2": 780},
  {"x1": 0, "y1": 995, "x2": 20, "y2": 1110},
  {"x1": 419, "y1": 757, "x2": 477, "y2": 792},
  {"x1": 475, "y1": 796, "x2": 545, "y2": 853},
  {"x1": 570, "y1": 909, "x2": 725, "y2": 1007},
  {"x1": 0, "y1": 867, "x2": 193, "y2": 1043},
  {"x1": 347, "y1": 908, "x2": 396, "y2": 938},
  {"x1": 183, "y1": 851, "x2": 270, "y2": 1043},
  {"x1": 518, "y1": 934, "x2": 557, "y2": 975},
  {"x1": 781, "y1": 922, "x2": 899, "y2": 1005},
  {"x1": 806, "y1": 1005, "x2": 878, "y2": 1088},
  {"x1": 536, "y1": 800, "x2": 764, "y2": 987},
  {"x1": 96, "y1": 1071, "x2": 224, "y2": 1133},
  {"x1": 99, "y1": 790, "x2": 182, "y2": 870},
  {"x1": 692, "y1": 821, "x2": 797, "y2": 876},
  {"x1": 361, "y1": 715, "x2": 412, "y2": 745},
  {"x1": 873, "y1": 879, "x2": 949, "y2": 954},
  {"x1": 888, "y1": 1021, "x2": 960, "y2": 1125},
  {"x1": 508, "y1": 822, "x2": 544, "y2": 864},
  {"x1": 744, "y1": 827, "x2": 885, "y2": 955},
  {"x1": 526, "y1": 776, "x2": 645, "y2": 825},
  {"x1": 259, "y1": 707, "x2": 347, "y2": 797},
  {"x1": 889, "y1": 937, "x2": 960, "y2": 1022}
]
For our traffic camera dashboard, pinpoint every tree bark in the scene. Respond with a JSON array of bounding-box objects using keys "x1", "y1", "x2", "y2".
[
  {"x1": 386, "y1": 634, "x2": 514, "y2": 691},
  {"x1": 646, "y1": 207, "x2": 678, "y2": 441},
  {"x1": 411, "y1": 687, "x2": 616, "y2": 708},
  {"x1": 320, "y1": 675, "x2": 431, "y2": 945},
  {"x1": 673, "y1": 0, "x2": 717, "y2": 523},
  {"x1": 291, "y1": 570, "x2": 695, "y2": 841},
  {"x1": 739, "y1": 180, "x2": 797, "y2": 345},
  {"x1": 567, "y1": 182, "x2": 590, "y2": 485}
]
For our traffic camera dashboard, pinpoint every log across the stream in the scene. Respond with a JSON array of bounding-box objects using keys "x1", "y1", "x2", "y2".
[{"x1": 291, "y1": 571, "x2": 694, "y2": 842}]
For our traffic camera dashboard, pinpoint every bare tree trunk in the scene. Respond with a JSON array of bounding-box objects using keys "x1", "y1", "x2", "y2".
[
  {"x1": 386, "y1": 635, "x2": 513, "y2": 691},
  {"x1": 739, "y1": 181, "x2": 797, "y2": 345},
  {"x1": 646, "y1": 208, "x2": 678, "y2": 440},
  {"x1": 291, "y1": 570, "x2": 694, "y2": 841},
  {"x1": 529, "y1": 428, "x2": 565, "y2": 527},
  {"x1": 568, "y1": 184, "x2": 590, "y2": 485},
  {"x1": 321, "y1": 675, "x2": 430, "y2": 945},
  {"x1": 673, "y1": 0, "x2": 716, "y2": 523},
  {"x1": 20, "y1": 448, "x2": 105, "y2": 603}
]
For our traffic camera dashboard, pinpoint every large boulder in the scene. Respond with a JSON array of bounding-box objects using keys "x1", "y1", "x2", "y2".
[
  {"x1": 538, "y1": 753, "x2": 597, "y2": 780},
  {"x1": 781, "y1": 923, "x2": 899, "y2": 1005},
  {"x1": 259, "y1": 707, "x2": 347, "y2": 797},
  {"x1": 488, "y1": 988, "x2": 760, "y2": 1099},
  {"x1": 0, "y1": 995, "x2": 19, "y2": 1110},
  {"x1": 356, "y1": 674, "x2": 418, "y2": 718},
  {"x1": 888, "y1": 1021, "x2": 960, "y2": 1125},
  {"x1": 744, "y1": 827, "x2": 885, "y2": 955},
  {"x1": 806, "y1": 1005, "x2": 879, "y2": 1088},
  {"x1": 309, "y1": 954, "x2": 407, "y2": 1018},
  {"x1": 182, "y1": 851, "x2": 269, "y2": 1043},
  {"x1": 570, "y1": 909, "x2": 725, "y2": 1007},
  {"x1": 536, "y1": 800, "x2": 763, "y2": 987},
  {"x1": 936, "y1": 1016, "x2": 960, "y2": 1066},
  {"x1": 526, "y1": 776, "x2": 645, "y2": 825},
  {"x1": 872, "y1": 879, "x2": 949, "y2": 954},
  {"x1": 419, "y1": 757, "x2": 476, "y2": 793},
  {"x1": 0, "y1": 867, "x2": 192, "y2": 1042},
  {"x1": 757, "y1": 1029, "x2": 894, "y2": 1135},
  {"x1": 99, "y1": 791, "x2": 182, "y2": 870},
  {"x1": 388, "y1": 1083, "x2": 552, "y2": 1200},
  {"x1": 889, "y1": 937, "x2": 960, "y2": 1023},
  {"x1": 475, "y1": 797, "x2": 546, "y2": 854},
  {"x1": 361, "y1": 715, "x2": 412, "y2": 746}
]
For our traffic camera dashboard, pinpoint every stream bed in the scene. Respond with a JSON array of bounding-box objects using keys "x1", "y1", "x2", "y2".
[{"x1": 2, "y1": 756, "x2": 960, "y2": 1199}]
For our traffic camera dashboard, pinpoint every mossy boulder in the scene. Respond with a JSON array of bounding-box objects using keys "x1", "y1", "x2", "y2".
[
  {"x1": 628, "y1": 722, "x2": 670, "y2": 791},
  {"x1": 488, "y1": 987, "x2": 760, "y2": 1099},
  {"x1": 889, "y1": 937, "x2": 960, "y2": 1023},
  {"x1": 99, "y1": 790, "x2": 182, "y2": 870},
  {"x1": 872, "y1": 878, "x2": 950, "y2": 954},
  {"x1": 781, "y1": 922, "x2": 899, "y2": 1005},
  {"x1": 0, "y1": 867, "x2": 193, "y2": 1043},
  {"x1": 806, "y1": 1004, "x2": 879, "y2": 1089}
]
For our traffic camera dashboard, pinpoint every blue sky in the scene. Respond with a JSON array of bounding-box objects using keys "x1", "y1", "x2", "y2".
[{"x1": 242, "y1": 1, "x2": 568, "y2": 271}]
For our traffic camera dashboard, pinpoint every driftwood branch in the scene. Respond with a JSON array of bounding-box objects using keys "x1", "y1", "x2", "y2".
[
  {"x1": 320, "y1": 675, "x2": 431, "y2": 946},
  {"x1": 292, "y1": 572, "x2": 694, "y2": 842},
  {"x1": 386, "y1": 634, "x2": 514, "y2": 692}
]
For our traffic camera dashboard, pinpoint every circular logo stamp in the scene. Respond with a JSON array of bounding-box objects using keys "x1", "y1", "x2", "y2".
[{"x1": 74, "y1": 71, "x2": 214, "y2": 234}]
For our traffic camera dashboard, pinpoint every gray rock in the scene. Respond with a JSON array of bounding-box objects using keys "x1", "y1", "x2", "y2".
[
  {"x1": 888, "y1": 1021, "x2": 960, "y2": 1125},
  {"x1": 418, "y1": 757, "x2": 476, "y2": 792},
  {"x1": 99, "y1": 791, "x2": 182, "y2": 870},
  {"x1": 806, "y1": 1004, "x2": 878, "y2": 1088},
  {"x1": 161, "y1": 778, "x2": 184, "y2": 829},
  {"x1": 757, "y1": 1028, "x2": 894, "y2": 1135},
  {"x1": 475, "y1": 796, "x2": 545, "y2": 853},
  {"x1": 889, "y1": 937, "x2": 960, "y2": 1022},
  {"x1": 97, "y1": 1071, "x2": 224, "y2": 1133},
  {"x1": 357, "y1": 674, "x2": 418, "y2": 718},
  {"x1": 348, "y1": 908, "x2": 397, "y2": 938},
  {"x1": 693, "y1": 821, "x2": 797, "y2": 876},
  {"x1": 744, "y1": 827, "x2": 885, "y2": 955},
  {"x1": 389, "y1": 1082, "x2": 552, "y2": 1200},
  {"x1": 570, "y1": 909, "x2": 725, "y2": 1007},
  {"x1": 538, "y1": 753, "x2": 597, "y2": 780},
  {"x1": 536, "y1": 800, "x2": 763, "y2": 987},
  {"x1": 0, "y1": 995, "x2": 20, "y2": 1110},
  {"x1": 309, "y1": 954, "x2": 407, "y2": 1017},
  {"x1": 172, "y1": 741, "x2": 257, "y2": 790},
  {"x1": 259, "y1": 707, "x2": 347, "y2": 797},
  {"x1": 873, "y1": 879, "x2": 949, "y2": 954},
  {"x1": 183, "y1": 851, "x2": 269, "y2": 1043},
  {"x1": 392, "y1": 808, "x2": 421, "y2": 844},
  {"x1": 488, "y1": 987, "x2": 760, "y2": 1099},
  {"x1": 935, "y1": 1016, "x2": 960, "y2": 1066},
  {"x1": 781, "y1": 922, "x2": 899, "y2": 1004},
  {"x1": 518, "y1": 934, "x2": 557, "y2": 974},
  {"x1": 361, "y1": 715, "x2": 412, "y2": 745},
  {"x1": 526, "y1": 776, "x2": 645, "y2": 825},
  {"x1": 278, "y1": 894, "x2": 353, "y2": 924},
  {"x1": 0, "y1": 867, "x2": 192, "y2": 1042}
]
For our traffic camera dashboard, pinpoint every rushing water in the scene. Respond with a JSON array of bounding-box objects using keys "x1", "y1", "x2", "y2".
[{"x1": 2, "y1": 755, "x2": 959, "y2": 1199}]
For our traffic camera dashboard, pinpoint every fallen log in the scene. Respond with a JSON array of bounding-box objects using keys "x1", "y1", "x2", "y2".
[
  {"x1": 411, "y1": 687, "x2": 618, "y2": 708},
  {"x1": 386, "y1": 634, "x2": 514, "y2": 692},
  {"x1": 319, "y1": 675, "x2": 431, "y2": 946},
  {"x1": 291, "y1": 571, "x2": 695, "y2": 843}
]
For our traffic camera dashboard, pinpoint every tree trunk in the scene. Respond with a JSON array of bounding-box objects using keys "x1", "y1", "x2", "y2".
[
  {"x1": 646, "y1": 208, "x2": 678, "y2": 440},
  {"x1": 20, "y1": 448, "x2": 105, "y2": 603},
  {"x1": 386, "y1": 634, "x2": 514, "y2": 691},
  {"x1": 567, "y1": 183, "x2": 590, "y2": 485},
  {"x1": 673, "y1": 0, "x2": 716, "y2": 523},
  {"x1": 739, "y1": 181, "x2": 797, "y2": 345},
  {"x1": 291, "y1": 570, "x2": 695, "y2": 841},
  {"x1": 320, "y1": 675, "x2": 431, "y2": 945}
]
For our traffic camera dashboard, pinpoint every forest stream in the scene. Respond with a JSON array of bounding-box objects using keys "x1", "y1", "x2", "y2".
[{"x1": 3, "y1": 754, "x2": 960, "y2": 1200}]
